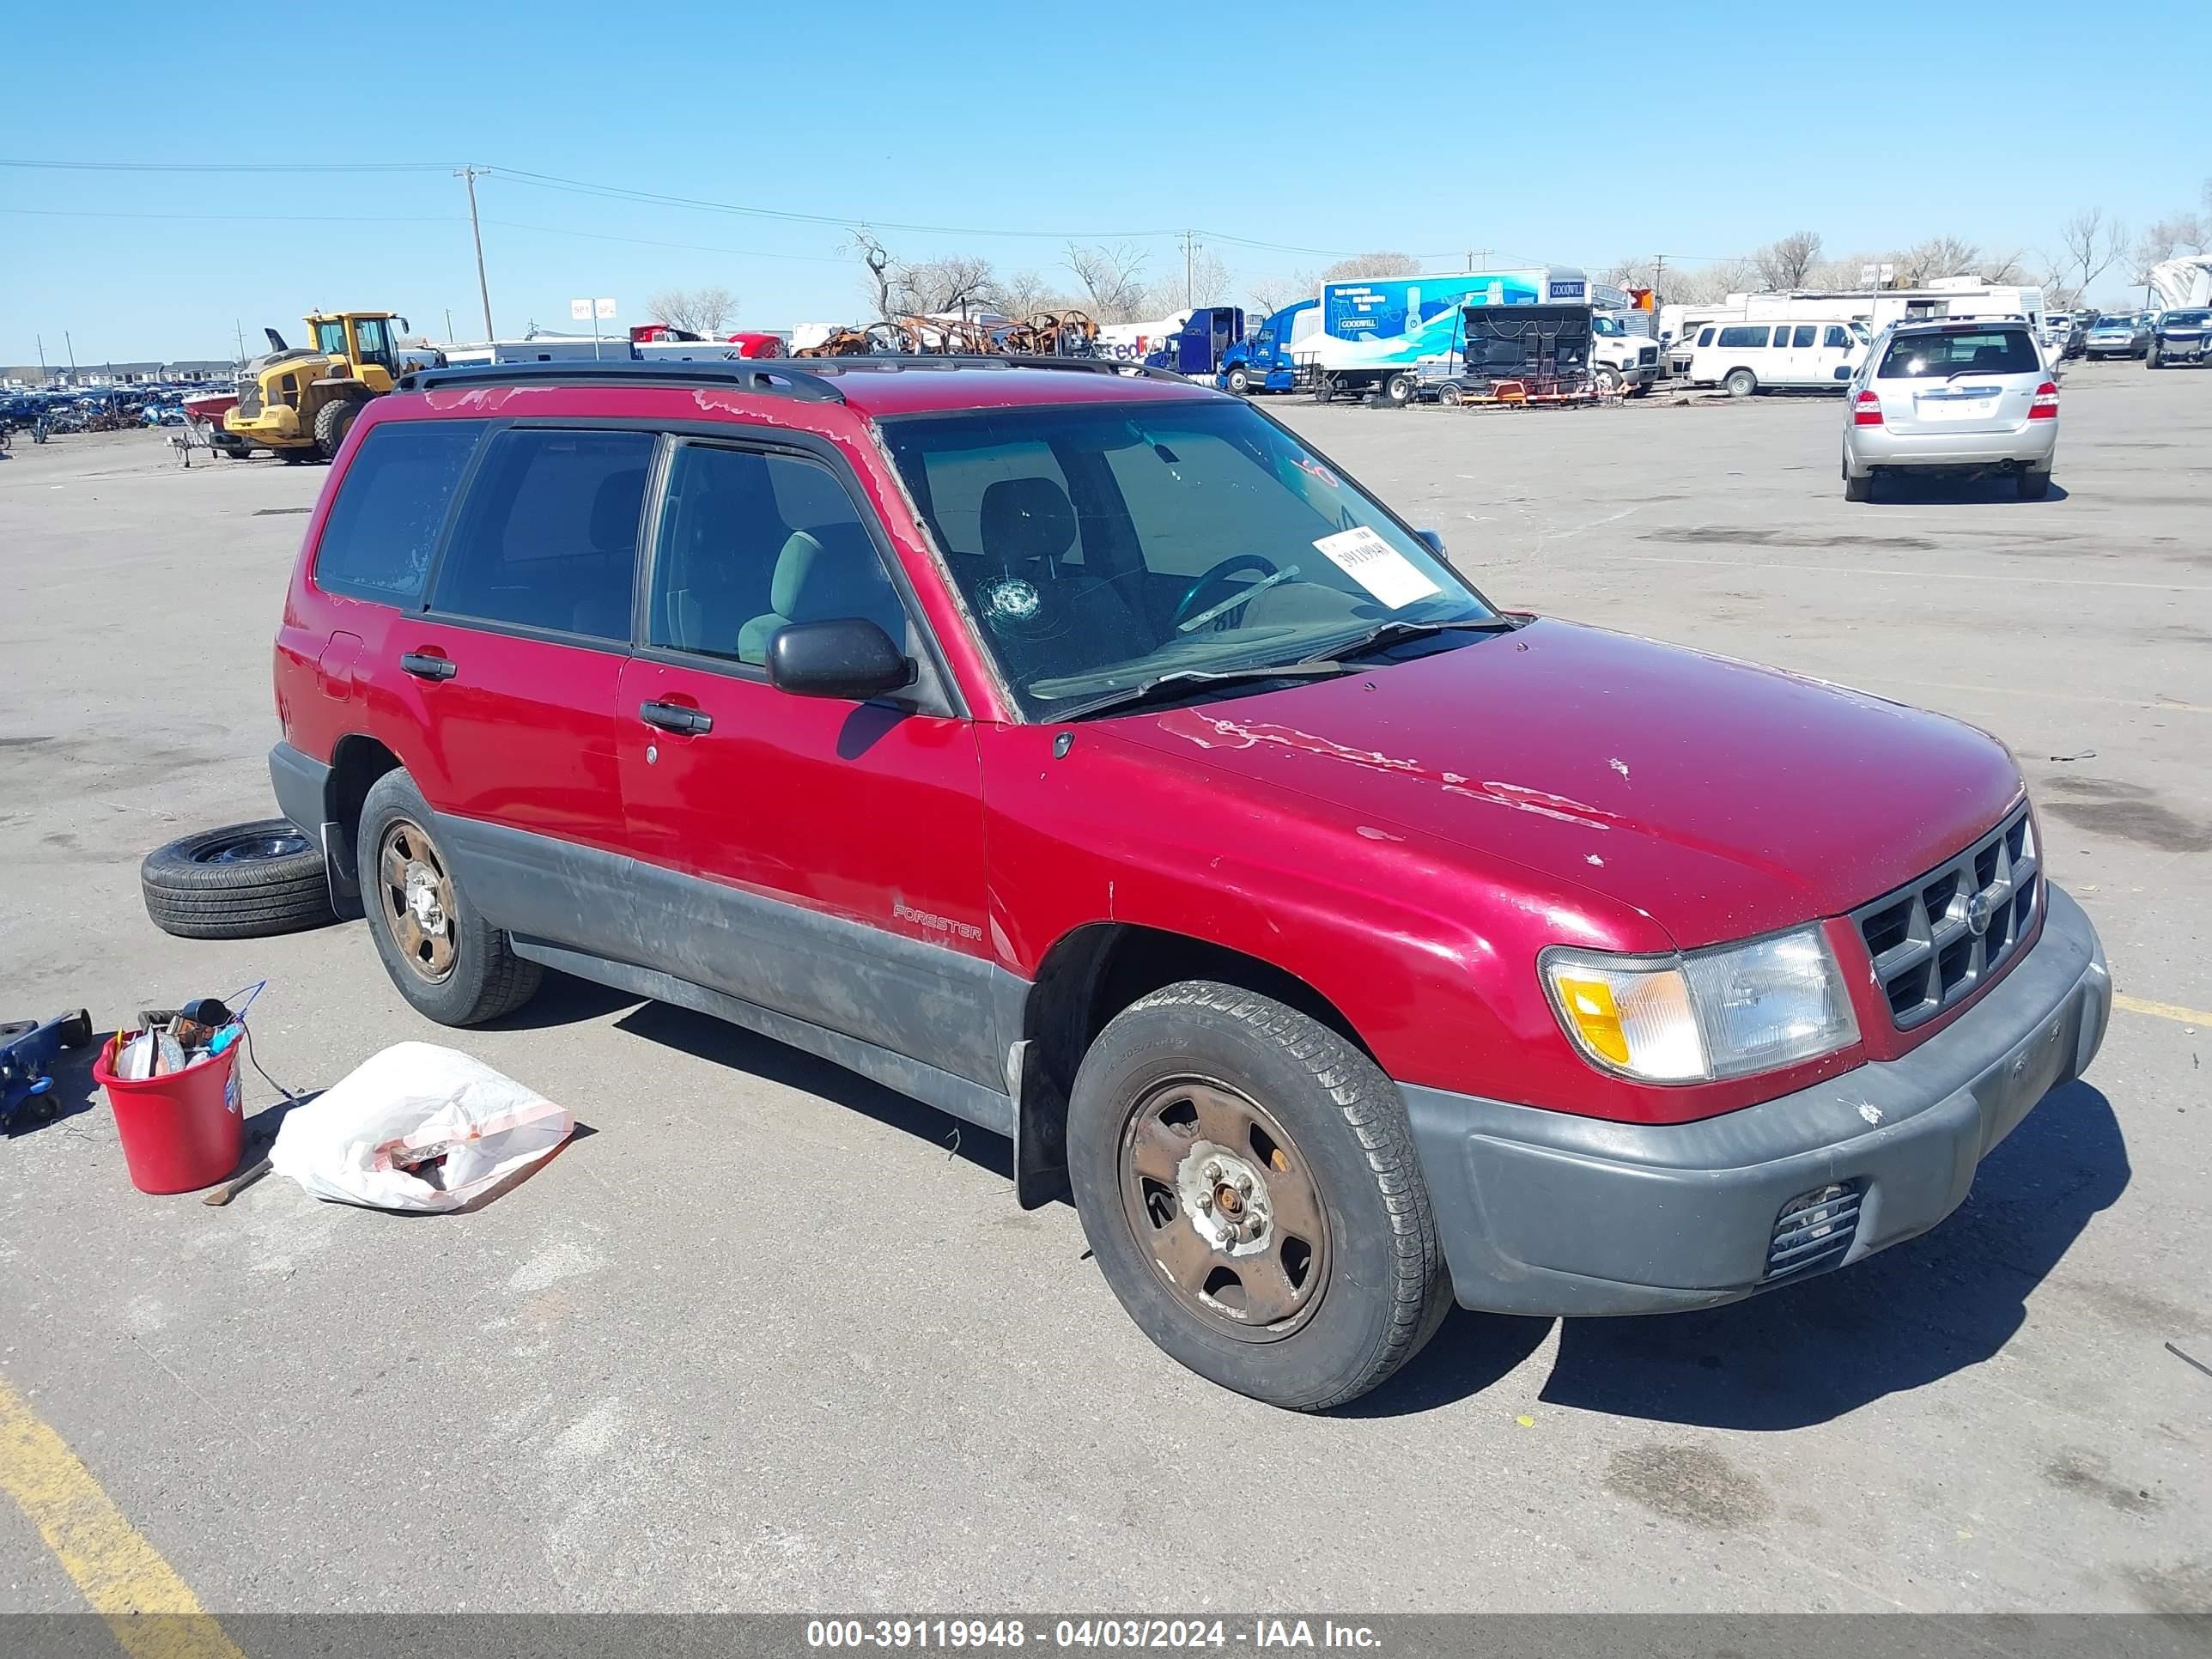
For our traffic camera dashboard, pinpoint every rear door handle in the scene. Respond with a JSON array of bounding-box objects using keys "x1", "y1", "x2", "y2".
[
  {"x1": 639, "y1": 700, "x2": 713, "y2": 736},
  {"x1": 399, "y1": 652, "x2": 457, "y2": 681}
]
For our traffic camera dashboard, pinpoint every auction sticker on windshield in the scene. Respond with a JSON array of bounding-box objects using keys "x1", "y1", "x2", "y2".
[{"x1": 1314, "y1": 526, "x2": 1442, "y2": 609}]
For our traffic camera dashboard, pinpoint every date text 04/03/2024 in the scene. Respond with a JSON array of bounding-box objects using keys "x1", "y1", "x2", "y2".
[{"x1": 805, "y1": 1620, "x2": 1382, "y2": 1650}]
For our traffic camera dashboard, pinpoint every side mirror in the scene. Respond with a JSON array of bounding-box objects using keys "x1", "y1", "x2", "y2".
[
  {"x1": 1415, "y1": 528, "x2": 1447, "y2": 556},
  {"x1": 768, "y1": 618, "x2": 913, "y2": 702}
]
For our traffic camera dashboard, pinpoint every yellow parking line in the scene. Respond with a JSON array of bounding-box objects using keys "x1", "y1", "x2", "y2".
[
  {"x1": 0, "y1": 1373, "x2": 245, "y2": 1659},
  {"x1": 2113, "y1": 993, "x2": 2211, "y2": 1026}
]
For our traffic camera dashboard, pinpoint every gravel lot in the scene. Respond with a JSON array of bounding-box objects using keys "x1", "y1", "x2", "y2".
[{"x1": 2, "y1": 362, "x2": 2207, "y2": 1616}]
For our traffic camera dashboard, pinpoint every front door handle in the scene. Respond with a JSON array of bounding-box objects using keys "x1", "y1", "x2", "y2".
[
  {"x1": 399, "y1": 651, "x2": 457, "y2": 681},
  {"x1": 639, "y1": 700, "x2": 713, "y2": 736}
]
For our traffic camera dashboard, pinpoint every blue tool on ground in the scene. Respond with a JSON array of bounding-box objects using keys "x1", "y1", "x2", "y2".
[{"x1": 0, "y1": 1009, "x2": 94, "y2": 1131}]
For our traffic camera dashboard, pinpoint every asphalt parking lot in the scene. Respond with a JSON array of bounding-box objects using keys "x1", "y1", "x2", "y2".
[{"x1": 2, "y1": 360, "x2": 2207, "y2": 1617}]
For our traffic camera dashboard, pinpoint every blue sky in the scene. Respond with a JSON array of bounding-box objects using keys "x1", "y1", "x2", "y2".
[{"x1": 2, "y1": 0, "x2": 2201, "y2": 365}]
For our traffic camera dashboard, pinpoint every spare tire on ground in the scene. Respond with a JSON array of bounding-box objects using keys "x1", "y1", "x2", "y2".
[{"x1": 142, "y1": 820, "x2": 337, "y2": 939}]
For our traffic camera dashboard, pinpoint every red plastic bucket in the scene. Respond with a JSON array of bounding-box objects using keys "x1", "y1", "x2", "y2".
[{"x1": 94, "y1": 1036, "x2": 246, "y2": 1194}]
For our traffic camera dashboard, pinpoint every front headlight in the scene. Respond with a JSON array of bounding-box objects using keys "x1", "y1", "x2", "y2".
[{"x1": 1541, "y1": 927, "x2": 1859, "y2": 1084}]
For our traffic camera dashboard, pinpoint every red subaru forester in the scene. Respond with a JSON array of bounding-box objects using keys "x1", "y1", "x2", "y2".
[{"x1": 269, "y1": 356, "x2": 2108, "y2": 1409}]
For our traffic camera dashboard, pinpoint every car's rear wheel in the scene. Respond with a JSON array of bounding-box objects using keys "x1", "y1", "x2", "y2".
[
  {"x1": 1382, "y1": 372, "x2": 1416, "y2": 407},
  {"x1": 357, "y1": 769, "x2": 542, "y2": 1026},
  {"x1": 1066, "y1": 981, "x2": 1450, "y2": 1411},
  {"x1": 2018, "y1": 466, "x2": 2052, "y2": 501},
  {"x1": 1844, "y1": 469, "x2": 1873, "y2": 502},
  {"x1": 1437, "y1": 382, "x2": 1465, "y2": 406},
  {"x1": 1724, "y1": 368, "x2": 1757, "y2": 398}
]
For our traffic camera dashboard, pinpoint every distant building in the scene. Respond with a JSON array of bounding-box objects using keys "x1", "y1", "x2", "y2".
[{"x1": 0, "y1": 358, "x2": 237, "y2": 386}]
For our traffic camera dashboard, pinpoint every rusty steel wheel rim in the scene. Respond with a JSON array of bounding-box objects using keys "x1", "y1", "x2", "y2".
[
  {"x1": 1117, "y1": 1077, "x2": 1330, "y2": 1343},
  {"x1": 378, "y1": 817, "x2": 458, "y2": 985}
]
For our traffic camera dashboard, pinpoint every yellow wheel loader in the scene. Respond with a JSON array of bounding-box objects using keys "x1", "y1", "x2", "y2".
[{"x1": 222, "y1": 312, "x2": 441, "y2": 463}]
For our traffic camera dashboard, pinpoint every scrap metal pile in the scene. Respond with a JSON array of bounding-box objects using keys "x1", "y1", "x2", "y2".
[{"x1": 793, "y1": 310, "x2": 1098, "y2": 359}]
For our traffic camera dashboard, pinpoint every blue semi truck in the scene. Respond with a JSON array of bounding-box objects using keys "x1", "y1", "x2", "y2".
[{"x1": 1215, "y1": 299, "x2": 1321, "y2": 393}]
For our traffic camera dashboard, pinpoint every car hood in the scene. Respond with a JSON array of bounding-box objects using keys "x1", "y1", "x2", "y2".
[{"x1": 1103, "y1": 618, "x2": 2022, "y2": 950}]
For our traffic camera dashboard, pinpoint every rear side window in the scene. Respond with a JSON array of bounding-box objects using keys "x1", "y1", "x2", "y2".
[
  {"x1": 1792, "y1": 325, "x2": 1817, "y2": 348},
  {"x1": 432, "y1": 428, "x2": 653, "y2": 641},
  {"x1": 313, "y1": 420, "x2": 484, "y2": 603},
  {"x1": 1717, "y1": 325, "x2": 1768, "y2": 349},
  {"x1": 1878, "y1": 330, "x2": 2040, "y2": 379}
]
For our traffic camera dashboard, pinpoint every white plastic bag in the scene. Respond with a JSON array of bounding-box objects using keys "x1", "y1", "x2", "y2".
[{"x1": 269, "y1": 1042, "x2": 573, "y2": 1212}]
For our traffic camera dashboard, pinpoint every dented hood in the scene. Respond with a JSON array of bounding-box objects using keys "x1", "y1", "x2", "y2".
[{"x1": 1104, "y1": 618, "x2": 2022, "y2": 950}]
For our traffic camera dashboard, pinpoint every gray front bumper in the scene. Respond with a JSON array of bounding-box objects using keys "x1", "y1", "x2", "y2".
[{"x1": 1401, "y1": 884, "x2": 2109, "y2": 1317}]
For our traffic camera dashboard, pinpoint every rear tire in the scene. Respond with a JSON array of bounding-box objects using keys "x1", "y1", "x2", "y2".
[
  {"x1": 1066, "y1": 980, "x2": 1450, "y2": 1411},
  {"x1": 141, "y1": 820, "x2": 336, "y2": 940},
  {"x1": 1724, "y1": 368, "x2": 1757, "y2": 398},
  {"x1": 1844, "y1": 470, "x2": 1873, "y2": 503},
  {"x1": 2018, "y1": 467, "x2": 2051, "y2": 501},
  {"x1": 1437, "y1": 382, "x2": 1465, "y2": 406},
  {"x1": 356, "y1": 769, "x2": 542, "y2": 1026},
  {"x1": 1382, "y1": 372, "x2": 1416, "y2": 407}
]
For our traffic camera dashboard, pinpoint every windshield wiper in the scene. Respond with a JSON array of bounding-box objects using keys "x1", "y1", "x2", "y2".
[
  {"x1": 1054, "y1": 662, "x2": 1353, "y2": 722},
  {"x1": 1300, "y1": 614, "x2": 1522, "y2": 665}
]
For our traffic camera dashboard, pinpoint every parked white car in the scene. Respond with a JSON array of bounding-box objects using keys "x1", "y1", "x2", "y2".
[
  {"x1": 1688, "y1": 319, "x2": 1868, "y2": 397},
  {"x1": 1841, "y1": 319, "x2": 2057, "y2": 502}
]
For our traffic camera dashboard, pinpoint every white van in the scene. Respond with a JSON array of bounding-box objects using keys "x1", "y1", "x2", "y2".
[{"x1": 1688, "y1": 319, "x2": 1868, "y2": 397}]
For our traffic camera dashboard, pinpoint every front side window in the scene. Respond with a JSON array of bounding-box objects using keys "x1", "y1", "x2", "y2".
[
  {"x1": 432, "y1": 428, "x2": 653, "y2": 641},
  {"x1": 313, "y1": 420, "x2": 485, "y2": 602},
  {"x1": 1697, "y1": 326, "x2": 1715, "y2": 346},
  {"x1": 1824, "y1": 325, "x2": 1850, "y2": 349},
  {"x1": 647, "y1": 443, "x2": 906, "y2": 667},
  {"x1": 882, "y1": 399, "x2": 1491, "y2": 718},
  {"x1": 352, "y1": 317, "x2": 392, "y2": 365},
  {"x1": 313, "y1": 320, "x2": 347, "y2": 355},
  {"x1": 1877, "y1": 330, "x2": 2040, "y2": 379},
  {"x1": 1716, "y1": 325, "x2": 1767, "y2": 349},
  {"x1": 1592, "y1": 315, "x2": 1626, "y2": 337}
]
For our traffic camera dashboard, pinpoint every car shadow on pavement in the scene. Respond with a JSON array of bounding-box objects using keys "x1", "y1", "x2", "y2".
[
  {"x1": 610, "y1": 999, "x2": 1017, "y2": 1184},
  {"x1": 1871, "y1": 476, "x2": 2071, "y2": 506},
  {"x1": 1333, "y1": 1310, "x2": 1558, "y2": 1418},
  {"x1": 482, "y1": 967, "x2": 645, "y2": 1031},
  {"x1": 1534, "y1": 1079, "x2": 2124, "y2": 1430}
]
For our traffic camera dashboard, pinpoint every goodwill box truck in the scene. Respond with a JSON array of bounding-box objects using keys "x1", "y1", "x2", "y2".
[{"x1": 1288, "y1": 267, "x2": 1658, "y2": 404}]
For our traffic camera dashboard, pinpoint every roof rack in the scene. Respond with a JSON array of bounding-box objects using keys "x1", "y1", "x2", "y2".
[
  {"x1": 395, "y1": 353, "x2": 1193, "y2": 401},
  {"x1": 397, "y1": 359, "x2": 845, "y2": 402}
]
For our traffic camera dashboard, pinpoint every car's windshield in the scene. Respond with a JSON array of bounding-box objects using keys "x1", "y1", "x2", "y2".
[
  {"x1": 2166, "y1": 310, "x2": 2212, "y2": 326},
  {"x1": 1591, "y1": 315, "x2": 1626, "y2": 336},
  {"x1": 1877, "y1": 329, "x2": 2041, "y2": 379},
  {"x1": 881, "y1": 398, "x2": 1492, "y2": 718},
  {"x1": 2094, "y1": 316, "x2": 2131, "y2": 328}
]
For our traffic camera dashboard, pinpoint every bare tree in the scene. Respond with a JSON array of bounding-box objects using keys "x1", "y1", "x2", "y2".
[
  {"x1": 997, "y1": 268, "x2": 1066, "y2": 319},
  {"x1": 1142, "y1": 248, "x2": 1234, "y2": 316},
  {"x1": 1246, "y1": 271, "x2": 1314, "y2": 316},
  {"x1": 896, "y1": 254, "x2": 1000, "y2": 317},
  {"x1": 2054, "y1": 208, "x2": 2127, "y2": 301},
  {"x1": 1601, "y1": 256, "x2": 1656, "y2": 289},
  {"x1": 1062, "y1": 242, "x2": 1150, "y2": 323},
  {"x1": 2133, "y1": 221, "x2": 2183, "y2": 289},
  {"x1": 1753, "y1": 231, "x2": 1823, "y2": 290},
  {"x1": 845, "y1": 230, "x2": 899, "y2": 324},
  {"x1": 1317, "y1": 251, "x2": 1422, "y2": 283},
  {"x1": 1665, "y1": 257, "x2": 1756, "y2": 306},
  {"x1": 1887, "y1": 235, "x2": 1983, "y2": 287},
  {"x1": 646, "y1": 284, "x2": 738, "y2": 334}
]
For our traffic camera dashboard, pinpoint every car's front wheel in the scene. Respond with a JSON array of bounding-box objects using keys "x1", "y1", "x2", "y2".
[
  {"x1": 1724, "y1": 368, "x2": 1757, "y2": 398},
  {"x1": 1066, "y1": 981, "x2": 1450, "y2": 1411},
  {"x1": 357, "y1": 769, "x2": 542, "y2": 1026}
]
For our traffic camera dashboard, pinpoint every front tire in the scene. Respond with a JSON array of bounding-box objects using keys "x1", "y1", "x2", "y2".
[
  {"x1": 1225, "y1": 367, "x2": 1252, "y2": 395},
  {"x1": 2146, "y1": 343, "x2": 2161, "y2": 368},
  {"x1": 1066, "y1": 981, "x2": 1449, "y2": 1411},
  {"x1": 357, "y1": 769, "x2": 542, "y2": 1026},
  {"x1": 1724, "y1": 368, "x2": 1757, "y2": 398},
  {"x1": 1381, "y1": 372, "x2": 1416, "y2": 407},
  {"x1": 1594, "y1": 366, "x2": 1623, "y2": 395}
]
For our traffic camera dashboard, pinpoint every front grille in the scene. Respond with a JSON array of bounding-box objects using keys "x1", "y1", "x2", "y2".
[
  {"x1": 1638, "y1": 345, "x2": 1658, "y2": 367},
  {"x1": 1765, "y1": 1182, "x2": 1863, "y2": 1281},
  {"x1": 1852, "y1": 803, "x2": 2038, "y2": 1030},
  {"x1": 234, "y1": 374, "x2": 263, "y2": 418}
]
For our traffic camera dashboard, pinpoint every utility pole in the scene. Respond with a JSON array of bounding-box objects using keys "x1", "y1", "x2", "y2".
[
  {"x1": 234, "y1": 319, "x2": 247, "y2": 366},
  {"x1": 36, "y1": 334, "x2": 46, "y2": 384},
  {"x1": 1180, "y1": 229, "x2": 1200, "y2": 307},
  {"x1": 64, "y1": 331, "x2": 77, "y2": 381},
  {"x1": 444, "y1": 307, "x2": 454, "y2": 343},
  {"x1": 457, "y1": 165, "x2": 495, "y2": 340},
  {"x1": 1652, "y1": 253, "x2": 1667, "y2": 308}
]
